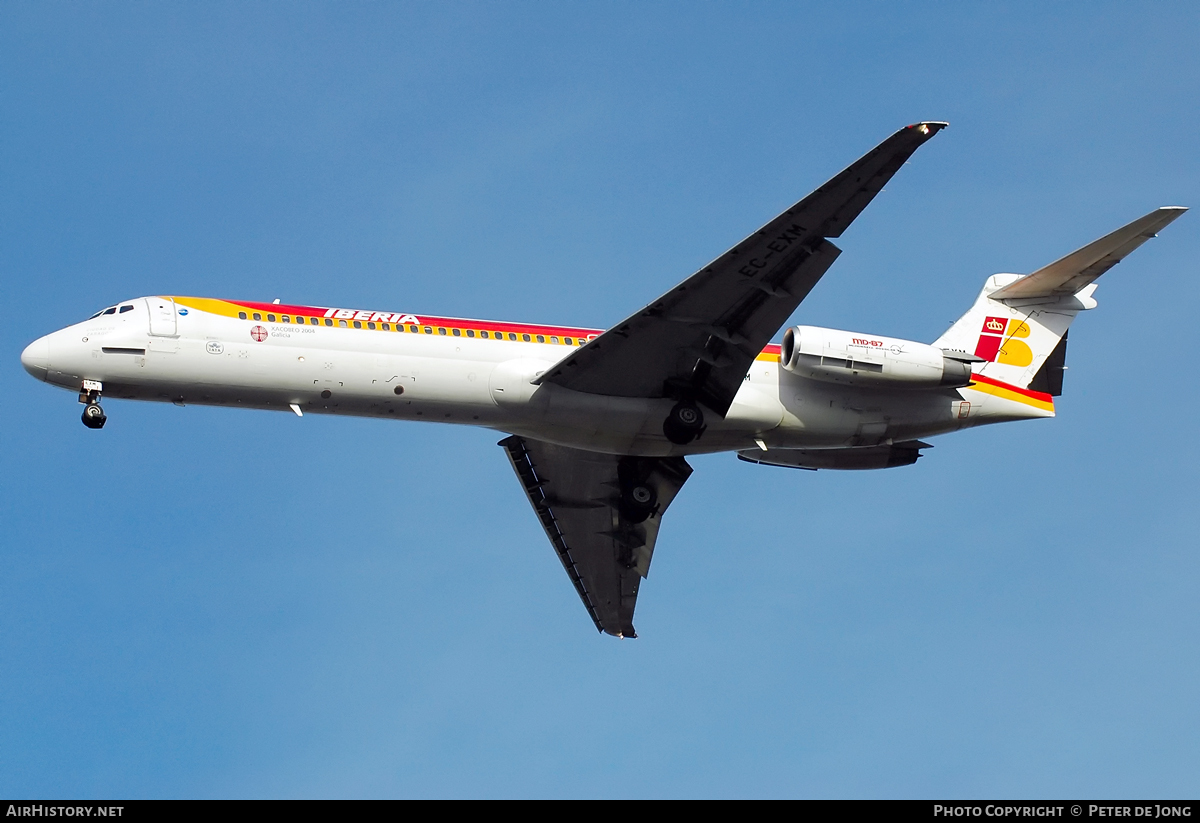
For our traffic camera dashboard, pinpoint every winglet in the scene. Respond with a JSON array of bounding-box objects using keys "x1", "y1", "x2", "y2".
[
  {"x1": 907, "y1": 121, "x2": 949, "y2": 135},
  {"x1": 991, "y1": 206, "x2": 1188, "y2": 300}
]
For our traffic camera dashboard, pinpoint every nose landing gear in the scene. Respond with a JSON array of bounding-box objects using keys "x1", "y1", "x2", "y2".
[{"x1": 78, "y1": 380, "x2": 106, "y2": 429}]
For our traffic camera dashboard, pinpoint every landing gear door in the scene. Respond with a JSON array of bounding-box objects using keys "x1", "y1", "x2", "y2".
[{"x1": 146, "y1": 297, "x2": 177, "y2": 337}]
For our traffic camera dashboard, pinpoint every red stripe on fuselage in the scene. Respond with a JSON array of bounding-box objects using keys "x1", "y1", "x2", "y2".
[
  {"x1": 226, "y1": 299, "x2": 604, "y2": 339},
  {"x1": 225, "y1": 299, "x2": 788, "y2": 356},
  {"x1": 969, "y1": 372, "x2": 1053, "y2": 403}
]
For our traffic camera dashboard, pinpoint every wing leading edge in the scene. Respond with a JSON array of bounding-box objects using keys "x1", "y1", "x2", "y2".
[
  {"x1": 501, "y1": 436, "x2": 692, "y2": 637},
  {"x1": 537, "y1": 121, "x2": 948, "y2": 416}
]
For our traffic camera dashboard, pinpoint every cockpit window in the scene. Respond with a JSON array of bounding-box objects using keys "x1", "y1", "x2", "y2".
[
  {"x1": 119, "y1": 305, "x2": 134, "y2": 313},
  {"x1": 102, "y1": 307, "x2": 117, "y2": 315}
]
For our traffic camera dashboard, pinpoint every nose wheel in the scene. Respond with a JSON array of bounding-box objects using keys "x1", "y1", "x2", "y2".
[
  {"x1": 81, "y1": 403, "x2": 107, "y2": 429},
  {"x1": 78, "y1": 380, "x2": 106, "y2": 429}
]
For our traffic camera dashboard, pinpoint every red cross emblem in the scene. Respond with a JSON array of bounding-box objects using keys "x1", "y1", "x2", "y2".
[{"x1": 250, "y1": 325, "x2": 268, "y2": 342}]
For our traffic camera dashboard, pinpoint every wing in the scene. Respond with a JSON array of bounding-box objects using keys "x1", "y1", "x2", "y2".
[
  {"x1": 990, "y1": 207, "x2": 1187, "y2": 300},
  {"x1": 537, "y1": 121, "x2": 948, "y2": 416},
  {"x1": 500, "y1": 435, "x2": 692, "y2": 637}
]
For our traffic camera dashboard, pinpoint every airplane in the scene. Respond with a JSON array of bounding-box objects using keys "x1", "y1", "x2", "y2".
[{"x1": 20, "y1": 122, "x2": 1186, "y2": 638}]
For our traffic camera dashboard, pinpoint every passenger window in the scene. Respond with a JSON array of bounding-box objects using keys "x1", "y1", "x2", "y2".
[
  {"x1": 481, "y1": 331, "x2": 489, "y2": 338},
  {"x1": 452, "y1": 328, "x2": 461, "y2": 337},
  {"x1": 382, "y1": 323, "x2": 390, "y2": 330},
  {"x1": 366, "y1": 322, "x2": 375, "y2": 330},
  {"x1": 339, "y1": 320, "x2": 348, "y2": 328},
  {"x1": 102, "y1": 308, "x2": 117, "y2": 315},
  {"x1": 522, "y1": 334, "x2": 531, "y2": 342},
  {"x1": 550, "y1": 336, "x2": 558, "y2": 344},
  {"x1": 508, "y1": 333, "x2": 517, "y2": 341},
  {"x1": 253, "y1": 313, "x2": 262, "y2": 321},
  {"x1": 267, "y1": 314, "x2": 276, "y2": 322},
  {"x1": 438, "y1": 327, "x2": 446, "y2": 335},
  {"x1": 564, "y1": 337, "x2": 572, "y2": 345},
  {"x1": 282, "y1": 315, "x2": 291, "y2": 323},
  {"x1": 325, "y1": 318, "x2": 334, "y2": 326},
  {"x1": 119, "y1": 305, "x2": 134, "y2": 313},
  {"x1": 466, "y1": 329, "x2": 475, "y2": 338},
  {"x1": 536, "y1": 335, "x2": 544, "y2": 343},
  {"x1": 238, "y1": 312, "x2": 247, "y2": 320},
  {"x1": 423, "y1": 326, "x2": 432, "y2": 334}
]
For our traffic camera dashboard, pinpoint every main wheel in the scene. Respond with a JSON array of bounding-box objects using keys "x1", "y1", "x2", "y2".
[
  {"x1": 663, "y1": 401, "x2": 704, "y2": 445},
  {"x1": 620, "y1": 482, "x2": 657, "y2": 524},
  {"x1": 81, "y1": 403, "x2": 107, "y2": 429}
]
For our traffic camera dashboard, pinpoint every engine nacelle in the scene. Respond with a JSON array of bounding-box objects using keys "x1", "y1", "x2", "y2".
[{"x1": 779, "y1": 325, "x2": 972, "y2": 389}]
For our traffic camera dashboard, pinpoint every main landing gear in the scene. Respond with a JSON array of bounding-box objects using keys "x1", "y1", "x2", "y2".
[
  {"x1": 617, "y1": 457, "x2": 659, "y2": 524},
  {"x1": 79, "y1": 380, "x2": 106, "y2": 429},
  {"x1": 662, "y1": 400, "x2": 704, "y2": 445}
]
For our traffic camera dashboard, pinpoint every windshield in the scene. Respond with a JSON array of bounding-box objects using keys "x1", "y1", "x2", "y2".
[{"x1": 87, "y1": 304, "x2": 135, "y2": 320}]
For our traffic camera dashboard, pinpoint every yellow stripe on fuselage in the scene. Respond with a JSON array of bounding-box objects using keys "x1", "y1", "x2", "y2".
[
  {"x1": 964, "y1": 378, "x2": 1055, "y2": 412},
  {"x1": 172, "y1": 297, "x2": 245, "y2": 319}
]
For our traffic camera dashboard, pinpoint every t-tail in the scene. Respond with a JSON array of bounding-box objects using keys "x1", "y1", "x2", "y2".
[{"x1": 934, "y1": 207, "x2": 1186, "y2": 405}]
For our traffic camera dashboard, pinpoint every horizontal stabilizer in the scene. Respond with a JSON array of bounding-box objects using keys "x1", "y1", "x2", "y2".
[{"x1": 990, "y1": 207, "x2": 1187, "y2": 300}]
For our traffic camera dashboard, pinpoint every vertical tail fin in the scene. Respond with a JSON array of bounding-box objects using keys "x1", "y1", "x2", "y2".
[
  {"x1": 934, "y1": 207, "x2": 1185, "y2": 393},
  {"x1": 934, "y1": 275, "x2": 1085, "y2": 393}
]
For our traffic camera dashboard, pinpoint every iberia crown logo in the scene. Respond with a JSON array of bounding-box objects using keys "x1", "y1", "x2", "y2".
[{"x1": 975, "y1": 316, "x2": 1033, "y2": 367}]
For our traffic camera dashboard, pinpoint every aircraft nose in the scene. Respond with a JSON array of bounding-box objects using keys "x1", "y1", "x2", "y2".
[{"x1": 21, "y1": 336, "x2": 50, "y2": 381}]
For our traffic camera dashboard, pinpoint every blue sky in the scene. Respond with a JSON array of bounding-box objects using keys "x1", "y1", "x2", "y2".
[{"x1": 2, "y1": 2, "x2": 1198, "y2": 798}]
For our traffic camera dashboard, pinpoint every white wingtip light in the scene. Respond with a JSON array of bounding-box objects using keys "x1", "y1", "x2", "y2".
[{"x1": 909, "y1": 121, "x2": 949, "y2": 136}]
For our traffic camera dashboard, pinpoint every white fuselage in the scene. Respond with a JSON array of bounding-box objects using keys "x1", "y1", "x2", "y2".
[{"x1": 22, "y1": 296, "x2": 1051, "y2": 455}]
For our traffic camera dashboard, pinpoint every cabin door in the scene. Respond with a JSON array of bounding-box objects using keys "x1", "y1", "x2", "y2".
[{"x1": 146, "y1": 297, "x2": 177, "y2": 337}]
